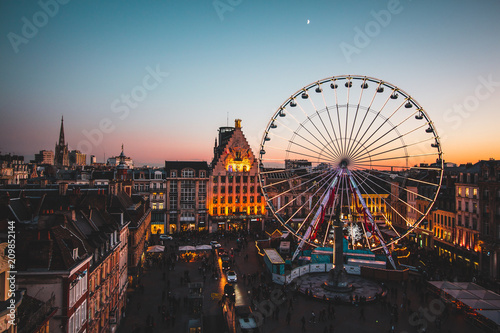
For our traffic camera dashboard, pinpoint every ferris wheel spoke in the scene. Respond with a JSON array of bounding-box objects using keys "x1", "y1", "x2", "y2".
[
  {"x1": 288, "y1": 138, "x2": 339, "y2": 162},
  {"x1": 295, "y1": 100, "x2": 341, "y2": 158},
  {"x1": 345, "y1": 78, "x2": 369, "y2": 157},
  {"x1": 353, "y1": 167, "x2": 436, "y2": 203},
  {"x1": 349, "y1": 170, "x2": 419, "y2": 247},
  {"x1": 354, "y1": 137, "x2": 436, "y2": 163},
  {"x1": 267, "y1": 168, "x2": 336, "y2": 202},
  {"x1": 315, "y1": 109, "x2": 343, "y2": 157},
  {"x1": 347, "y1": 81, "x2": 384, "y2": 158},
  {"x1": 351, "y1": 169, "x2": 426, "y2": 217},
  {"x1": 272, "y1": 114, "x2": 339, "y2": 160},
  {"x1": 350, "y1": 109, "x2": 425, "y2": 160},
  {"x1": 350, "y1": 98, "x2": 407, "y2": 159},
  {"x1": 352, "y1": 162, "x2": 441, "y2": 171},
  {"x1": 351, "y1": 122, "x2": 429, "y2": 162},
  {"x1": 331, "y1": 81, "x2": 346, "y2": 156},
  {"x1": 354, "y1": 167, "x2": 433, "y2": 209},
  {"x1": 347, "y1": 90, "x2": 394, "y2": 158},
  {"x1": 294, "y1": 170, "x2": 340, "y2": 235},
  {"x1": 284, "y1": 148, "x2": 336, "y2": 164},
  {"x1": 318, "y1": 86, "x2": 343, "y2": 155},
  {"x1": 355, "y1": 152, "x2": 441, "y2": 165}
]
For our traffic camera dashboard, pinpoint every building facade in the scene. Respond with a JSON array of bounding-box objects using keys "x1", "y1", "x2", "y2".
[
  {"x1": 165, "y1": 161, "x2": 209, "y2": 233},
  {"x1": 208, "y1": 119, "x2": 266, "y2": 232}
]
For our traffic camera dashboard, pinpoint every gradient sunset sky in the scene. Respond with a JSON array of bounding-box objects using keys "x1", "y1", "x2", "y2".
[{"x1": 1, "y1": 0, "x2": 499, "y2": 166}]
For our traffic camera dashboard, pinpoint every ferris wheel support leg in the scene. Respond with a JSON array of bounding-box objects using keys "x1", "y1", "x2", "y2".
[
  {"x1": 291, "y1": 173, "x2": 341, "y2": 261},
  {"x1": 346, "y1": 170, "x2": 397, "y2": 270}
]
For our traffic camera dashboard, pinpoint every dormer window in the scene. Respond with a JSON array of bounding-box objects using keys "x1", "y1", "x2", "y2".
[{"x1": 171, "y1": 170, "x2": 177, "y2": 178}]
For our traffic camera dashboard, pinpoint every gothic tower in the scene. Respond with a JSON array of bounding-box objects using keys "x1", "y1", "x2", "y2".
[{"x1": 54, "y1": 116, "x2": 69, "y2": 168}]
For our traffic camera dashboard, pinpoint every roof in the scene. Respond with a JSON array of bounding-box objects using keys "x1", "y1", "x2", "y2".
[{"x1": 164, "y1": 161, "x2": 209, "y2": 175}]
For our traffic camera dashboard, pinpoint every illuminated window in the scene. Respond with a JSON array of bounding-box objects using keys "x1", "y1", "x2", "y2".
[
  {"x1": 159, "y1": 203, "x2": 164, "y2": 209},
  {"x1": 473, "y1": 188, "x2": 477, "y2": 197},
  {"x1": 465, "y1": 188, "x2": 470, "y2": 197}
]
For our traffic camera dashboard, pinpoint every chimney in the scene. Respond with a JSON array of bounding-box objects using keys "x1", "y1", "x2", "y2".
[{"x1": 59, "y1": 182, "x2": 68, "y2": 196}]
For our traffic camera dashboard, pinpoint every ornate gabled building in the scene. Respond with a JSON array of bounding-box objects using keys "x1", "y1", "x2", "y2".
[
  {"x1": 54, "y1": 116, "x2": 69, "y2": 168},
  {"x1": 208, "y1": 119, "x2": 265, "y2": 232}
]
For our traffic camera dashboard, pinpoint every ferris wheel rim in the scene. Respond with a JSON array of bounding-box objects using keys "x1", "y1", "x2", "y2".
[{"x1": 258, "y1": 75, "x2": 444, "y2": 253}]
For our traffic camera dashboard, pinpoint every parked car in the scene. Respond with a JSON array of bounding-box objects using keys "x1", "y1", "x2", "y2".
[
  {"x1": 160, "y1": 234, "x2": 173, "y2": 240},
  {"x1": 226, "y1": 270, "x2": 237, "y2": 283},
  {"x1": 210, "y1": 241, "x2": 221, "y2": 248}
]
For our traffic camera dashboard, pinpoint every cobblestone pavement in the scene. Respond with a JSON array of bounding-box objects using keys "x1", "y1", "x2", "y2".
[{"x1": 118, "y1": 236, "x2": 491, "y2": 333}]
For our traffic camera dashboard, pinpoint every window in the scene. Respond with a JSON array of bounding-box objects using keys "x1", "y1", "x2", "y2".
[
  {"x1": 228, "y1": 197, "x2": 233, "y2": 204},
  {"x1": 200, "y1": 170, "x2": 206, "y2": 178},
  {"x1": 243, "y1": 176, "x2": 248, "y2": 183},
  {"x1": 221, "y1": 196, "x2": 225, "y2": 204},
  {"x1": 250, "y1": 196, "x2": 254, "y2": 203},
  {"x1": 221, "y1": 176, "x2": 226, "y2": 183},
  {"x1": 213, "y1": 186, "x2": 218, "y2": 194},
  {"x1": 213, "y1": 207, "x2": 217, "y2": 215},
  {"x1": 182, "y1": 169, "x2": 195, "y2": 178},
  {"x1": 473, "y1": 188, "x2": 478, "y2": 198},
  {"x1": 221, "y1": 186, "x2": 225, "y2": 194},
  {"x1": 213, "y1": 175, "x2": 218, "y2": 183},
  {"x1": 171, "y1": 171, "x2": 177, "y2": 177},
  {"x1": 155, "y1": 172, "x2": 162, "y2": 179}
]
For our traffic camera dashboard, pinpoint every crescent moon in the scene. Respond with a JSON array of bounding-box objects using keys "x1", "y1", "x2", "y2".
[{"x1": 307, "y1": 19, "x2": 310, "y2": 24}]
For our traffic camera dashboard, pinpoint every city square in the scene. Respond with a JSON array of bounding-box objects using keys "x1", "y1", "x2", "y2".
[{"x1": 1, "y1": 1, "x2": 500, "y2": 333}]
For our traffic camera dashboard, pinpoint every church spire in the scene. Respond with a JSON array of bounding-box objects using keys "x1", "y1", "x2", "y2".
[{"x1": 58, "y1": 116, "x2": 65, "y2": 146}]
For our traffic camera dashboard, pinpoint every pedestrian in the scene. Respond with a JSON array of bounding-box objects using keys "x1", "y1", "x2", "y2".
[{"x1": 310, "y1": 310, "x2": 316, "y2": 324}]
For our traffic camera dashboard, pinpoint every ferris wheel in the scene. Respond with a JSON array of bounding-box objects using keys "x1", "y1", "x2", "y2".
[{"x1": 258, "y1": 75, "x2": 443, "y2": 268}]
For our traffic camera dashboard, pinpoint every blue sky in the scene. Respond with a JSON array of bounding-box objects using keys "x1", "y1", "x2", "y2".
[{"x1": 1, "y1": 0, "x2": 499, "y2": 165}]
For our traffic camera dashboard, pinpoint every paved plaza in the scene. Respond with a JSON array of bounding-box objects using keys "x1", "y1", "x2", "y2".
[{"x1": 118, "y1": 235, "x2": 492, "y2": 333}]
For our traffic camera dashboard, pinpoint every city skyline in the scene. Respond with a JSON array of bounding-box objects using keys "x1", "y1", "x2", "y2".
[{"x1": 1, "y1": 0, "x2": 500, "y2": 166}]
